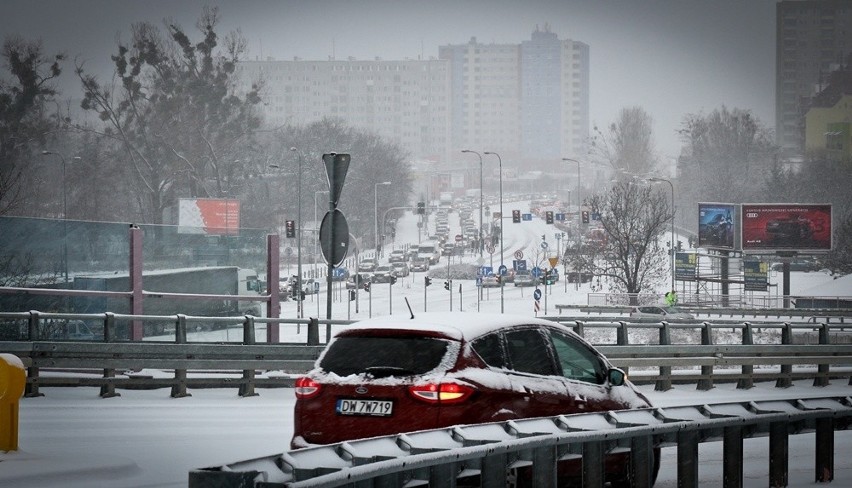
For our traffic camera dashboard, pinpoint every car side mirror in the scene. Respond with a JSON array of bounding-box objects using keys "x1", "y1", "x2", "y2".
[{"x1": 608, "y1": 368, "x2": 626, "y2": 386}]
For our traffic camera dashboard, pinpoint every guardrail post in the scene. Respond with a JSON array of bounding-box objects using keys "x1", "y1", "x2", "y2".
[
  {"x1": 307, "y1": 317, "x2": 320, "y2": 345},
  {"x1": 617, "y1": 321, "x2": 629, "y2": 376},
  {"x1": 722, "y1": 425, "x2": 743, "y2": 488},
  {"x1": 24, "y1": 310, "x2": 42, "y2": 398},
  {"x1": 776, "y1": 323, "x2": 793, "y2": 388},
  {"x1": 815, "y1": 417, "x2": 834, "y2": 482},
  {"x1": 239, "y1": 315, "x2": 258, "y2": 398},
  {"x1": 737, "y1": 323, "x2": 754, "y2": 390},
  {"x1": 100, "y1": 313, "x2": 120, "y2": 398},
  {"x1": 697, "y1": 322, "x2": 714, "y2": 391},
  {"x1": 677, "y1": 429, "x2": 699, "y2": 488},
  {"x1": 573, "y1": 320, "x2": 585, "y2": 338},
  {"x1": 0, "y1": 353, "x2": 26, "y2": 451},
  {"x1": 582, "y1": 440, "x2": 605, "y2": 488},
  {"x1": 481, "y1": 450, "x2": 509, "y2": 488},
  {"x1": 631, "y1": 434, "x2": 654, "y2": 488},
  {"x1": 655, "y1": 322, "x2": 672, "y2": 391},
  {"x1": 171, "y1": 314, "x2": 190, "y2": 398},
  {"x1": 769, "y1": 421, "x2": 789, "y2": 487},
  {"x1": 813, "y1": 323, "x2": 830, "y2": 387},
  {"x1": 532, "y1": 444, "x2": 557, "y2": 488}
]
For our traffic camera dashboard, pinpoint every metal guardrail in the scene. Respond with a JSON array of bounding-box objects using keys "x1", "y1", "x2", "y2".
[
  {"x1": 189, "y1": 396, "x2": 852, "y2": 488},
  {"x1": 3, "y1": 311, "x2": 852, "y2": 397}
]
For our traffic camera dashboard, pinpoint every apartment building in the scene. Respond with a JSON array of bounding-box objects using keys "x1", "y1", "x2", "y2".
[{"x1": 776, "y1": 0, "x2": 852, "y2": 156}]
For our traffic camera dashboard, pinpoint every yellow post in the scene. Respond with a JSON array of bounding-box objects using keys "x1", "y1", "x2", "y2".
[{"x1": 0, "y1": 353, "x2": 26, "y2": 451}]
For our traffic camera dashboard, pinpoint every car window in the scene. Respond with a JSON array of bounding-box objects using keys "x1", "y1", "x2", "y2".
[
  {"x1": 471, "y1": 333, "x2": 506, "y2": 368},
  {"x1": 504, "y1": 329, "x2": 556, "y2": 376},
  {"x1": 319, "y1": 336, "x2": 451, "y2": 377},
  {"x1": 548, "y1": 330, "x2": 604, "y2": 384}
]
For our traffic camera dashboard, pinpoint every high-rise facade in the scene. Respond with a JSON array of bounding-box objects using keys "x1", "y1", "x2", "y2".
[
  {"x1": 776, "y1": 0, "x2": 852, "y2": 155},
  {"x1": 237, "y1": 27, "x2": 590, "y2": 164},
  {"x1": 236, "y1": 58, "x2": 452, "y2": 162}
]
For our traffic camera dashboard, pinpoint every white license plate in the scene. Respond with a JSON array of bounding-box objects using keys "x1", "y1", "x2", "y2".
[{"x1": 336, "y1": 398, "x2": 394, "y2": 417}]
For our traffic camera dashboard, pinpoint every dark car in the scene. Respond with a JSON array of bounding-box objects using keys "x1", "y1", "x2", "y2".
[
  {"x1": 766, "y1": 214, "x2": 813, "y2": 242},
  {"x1": 292, "y1": 312, "x2": 658, "y2": 486}
]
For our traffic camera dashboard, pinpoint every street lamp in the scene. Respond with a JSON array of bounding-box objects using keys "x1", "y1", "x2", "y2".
[
  {"x1": 461, "y1": 150, "x2": 483, "y2": 259},
  {"x1": 648, "y1": 177, "x2": 676, "y2": 291},
  {"x1": 41, "y1": 150, "x2": 80, "y2": 283},
  {"x1": 483, "y1": 151, "x2": 504, "y2": 313},
  {"x1": 562, "y1": 158, "x2": 582, "y2": 289},
  {"x1": 374, "y1": 181, "x2": 391, "y2": 257}
]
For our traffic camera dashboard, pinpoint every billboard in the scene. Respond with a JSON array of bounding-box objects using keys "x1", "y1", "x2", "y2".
[
  {"x1": 178, "y1": 198, "x2": 241, "y2": 235},
  {"x1": 743, "y1": 260, "x2": 768, "y2": 292},
  {"x1": 697, "y1": 203, "x2": 736, "y2": 250},
  {"x1": 741, "y1": 204, "x2": 831, "y2": 252},
  {"x1": 675, "y1": 252, "x2": 697, "y2": 281}
]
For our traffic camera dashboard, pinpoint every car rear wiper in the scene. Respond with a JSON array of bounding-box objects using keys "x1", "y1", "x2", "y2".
[{"x1": 363, "y1": 366, "x2": 416, "y2": 378}]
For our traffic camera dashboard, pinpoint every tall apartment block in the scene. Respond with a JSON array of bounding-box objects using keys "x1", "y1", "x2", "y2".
[
  {"x1": 440, "y1": 26, "x2": 590, "y2": 162},
  {"x1": 236, "y1": 27, "x2": 589, "y2": 165},
  {"x1": 236, "y1": 58, "x2": 452, "y2": 162},
  {"x1": 776, "y1": 0, "x2": 852, "y2": 156}
]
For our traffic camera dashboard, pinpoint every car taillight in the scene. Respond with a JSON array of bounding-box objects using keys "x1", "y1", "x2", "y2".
[
  {"x1": 294, "y1": 377, "x2": 321, "y2": 399},
  {"x1": 408, "y1": 382, "x2": 475, "y2": 404}
]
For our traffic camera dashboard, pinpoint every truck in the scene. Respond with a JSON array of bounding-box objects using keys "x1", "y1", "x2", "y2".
[{"x1": 72, "y1": 266, "x2": 264, "y2": 335}]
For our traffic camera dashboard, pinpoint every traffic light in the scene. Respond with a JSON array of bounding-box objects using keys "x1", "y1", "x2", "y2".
[
  {"x1": 417, "y1": 201, "x2": 425, "y2": 215},
  {"x1": 545, "y1": 211, "x2": 554, "y2": 224},
  {"x1": 363, "y1": 282, "x2": 371, "y2": 293},
  {"x1": 348, "y1": 290, "x2": 356, "y2": 301},
  {"x1": 285, "y1": 220, "x2": 296, "y2": 238},
  {"x1": 424, "y1": 276, "x2": 432, "y2": 287},
  {"x1": 581, "y1": 211, "x2": 589, "y2": 224},
  {"x1": 390, "y1": 276, "x2": 398, "y2": 285},
  {"x1": 512, "y1": 209, "x2": 521, "y2": 223},
  {"x1": 444, "y1": 280, "x2": 450, "y2": 291}
]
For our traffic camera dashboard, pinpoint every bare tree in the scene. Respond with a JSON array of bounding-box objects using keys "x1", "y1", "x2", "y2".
[
  {"x1": 567, "y1": 180, "x2": 670, "y2": 300},
  {"x1": 590, "y1": 106, "x2": 658, "y2": 176},
  {"x1": 0, "y1": 36, "x2": 64, "y2": 215}
]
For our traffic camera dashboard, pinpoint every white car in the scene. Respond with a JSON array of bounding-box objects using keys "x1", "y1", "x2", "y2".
[{"x1": 629, "y1": 306, "x2": 694, "y2": 320}]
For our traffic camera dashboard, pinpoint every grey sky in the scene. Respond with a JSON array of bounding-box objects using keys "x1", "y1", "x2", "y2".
[{"x1": 3, "y1": 0, "x2": 777, "y2": 158}]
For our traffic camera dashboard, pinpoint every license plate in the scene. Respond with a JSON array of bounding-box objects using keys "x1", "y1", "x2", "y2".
[{"x1": 336, "y1": 398, "x2": 394, "y2": 417}]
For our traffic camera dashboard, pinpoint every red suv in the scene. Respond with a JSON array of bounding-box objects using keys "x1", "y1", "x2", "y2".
[{"x1": 292, "y1": 312, "x2": 658, "y2": 485}]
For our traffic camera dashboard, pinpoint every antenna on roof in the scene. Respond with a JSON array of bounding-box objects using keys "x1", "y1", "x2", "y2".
[{"x1": 404, "y1": 297, "x2": 415, "y2": 319}]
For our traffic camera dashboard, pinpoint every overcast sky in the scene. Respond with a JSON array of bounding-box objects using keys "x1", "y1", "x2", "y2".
[{"x1": 4, "y1": 0, "x2": 777, "y2": 158}]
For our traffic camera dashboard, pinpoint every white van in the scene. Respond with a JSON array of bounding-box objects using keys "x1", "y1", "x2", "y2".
[{"x1": 416, "y1": 241, "x2": 441, "y2": 264}]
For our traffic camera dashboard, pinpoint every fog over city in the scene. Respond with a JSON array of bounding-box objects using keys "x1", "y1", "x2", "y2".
[{"x1": 4, "y1": 0, "x2": 776, "y2": 158}]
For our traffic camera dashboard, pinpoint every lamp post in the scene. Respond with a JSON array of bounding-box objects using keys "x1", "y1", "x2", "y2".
[
  {"x1": 649, "y1": 177, "x2": 676, "y2": 291},
  {"x1": 270, "y1": 152, "x2": 305, "y2": 319},
  {"x1": 374, "y1": 181, "x2": 391, "y2": 257},
  {"x1": 484, "y1": 151, "x2": 504, "y2": 313},
  {"x1": 461, "y1": 150, "x2": 483, "y2": 259},
  {"x1": 562, "y1": 158, "x2": 582, "y2": 289},
  {"x1": 41, "y1": 150, "x2": 80, "y2": 283}
]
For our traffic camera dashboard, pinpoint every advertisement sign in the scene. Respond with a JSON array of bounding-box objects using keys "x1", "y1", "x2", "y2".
[
  {"x1": 743, "y1": 260, "x2": 768, "y2": 292},
  {"x1": 675, "y1": 252, "x2": 697, "y2": 281},
  {"x1": 178, "y1": 198, "x2": 240, "y2": 235},
  {"x1": 741, "y1": 204, "x2": 832, "y2": 252},
  {"x1": 698, "y1": 203, "x2": 736, "y2": 250}
]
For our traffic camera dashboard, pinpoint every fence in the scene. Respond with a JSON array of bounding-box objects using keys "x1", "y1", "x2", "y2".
[
  {"x1": 188, "y1": 396, "x2": 852, "y2": 488},
  {"x1": 2, "y1": 310, "x2": 851, "y2": 398}
]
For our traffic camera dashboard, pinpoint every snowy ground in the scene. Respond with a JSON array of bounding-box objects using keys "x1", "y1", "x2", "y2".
[{"x1": 3, "y1": 204, "x2": 850, "y2": 487}]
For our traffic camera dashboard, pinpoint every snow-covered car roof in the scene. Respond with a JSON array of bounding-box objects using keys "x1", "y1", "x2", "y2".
[{"x1": 337, "y1": 312, "x2": 567, "y2": 342}]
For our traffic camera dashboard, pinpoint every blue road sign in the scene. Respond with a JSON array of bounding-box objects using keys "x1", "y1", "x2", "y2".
[
  {"x1": 513, "y1": 259, "x2": 527, "y2": 271},
  {"x1": 332, "y1": 267, "x2": 346, "y2": 278},
  {"x1": 498, "y1": 264, "x2": 508, "y2": 276},
  {"x1": 556, "y1": 213, "x2": 565, "y2": 221},
  {"x1": 480, "y1": 266, "x2": 493, "y2": 277},
  {"x1": 533, "y1": 289, "x2": 542, "y2": 300},
  {"x1": 540, "y1": 241, "x2": 548, "y2": 250},
  {"x1": 522, "y1": 213, "x2": 533, "y2": 221},
  {"x1": 531, "y1": 267, "x2": 542, "y2": 277}
]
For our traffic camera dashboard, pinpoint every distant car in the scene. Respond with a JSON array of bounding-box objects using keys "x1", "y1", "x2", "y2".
[
  {"x1": 358, "y1": 258, "x2": 378, "y2": 273},
  {"x1": 346, "y1": 273, "x2": 372, "y2": 290},
  {"x1": 480, "y1": 274, "x2": 501, "y2": 288},
  {"x1": 388, "y1": 250, "x2": 406, "y2": 263},
  {"x1": 371, "y1": 265, "x2": 395, "y2": 283},
  {"x1": 409, "y1": 256, "x2": 430, "y2": 272},
  {"x1": 514, "y1": 270, "x2": 537, "y2": 287},
  {"x1": 629, "y1": 306, "x2": 694, "y2": 320},
  {"x1": 291, "y1": 312, "x2": 658, "y2": 486},
  {"x1": 390, "y1": 261, "x2": 410, "y2": 277}
]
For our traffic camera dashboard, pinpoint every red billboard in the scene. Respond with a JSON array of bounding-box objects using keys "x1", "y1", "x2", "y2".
[
  {"x1": 741, "y1": 204, "x2": 831, "y2": 252},
  {"x1": 178, "y1": 198, "x2": 241, "y2": 235}
]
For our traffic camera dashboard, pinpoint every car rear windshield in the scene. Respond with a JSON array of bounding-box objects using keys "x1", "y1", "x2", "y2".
[{"x1": 319, "y1": 336, "x2": 452, "y2": 377}]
